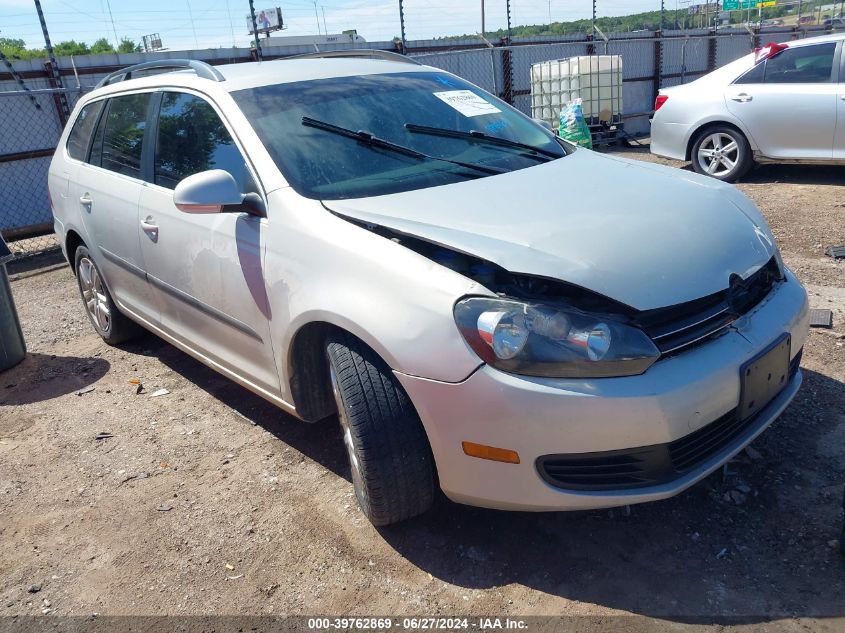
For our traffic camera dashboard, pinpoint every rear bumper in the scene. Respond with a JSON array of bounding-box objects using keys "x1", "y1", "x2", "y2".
[
  {"x1": 650, "y1": 119, "x2": 690, "y2": 162},
  {"x1": 396, "y1": 272, "x2": 809, "y2": 512},
  {"x1": 53, "y1": 217, "x2": 69, "y2": 263}
]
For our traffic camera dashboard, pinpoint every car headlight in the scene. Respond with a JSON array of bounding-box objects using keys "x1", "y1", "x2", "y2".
[{"x1": 454, "y1": 297, "x2": 660, "y2": 378}]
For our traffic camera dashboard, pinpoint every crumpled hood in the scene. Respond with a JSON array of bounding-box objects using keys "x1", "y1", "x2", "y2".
[{"x1": 324, "y1": 150, "x2": 775, "y2": 311}]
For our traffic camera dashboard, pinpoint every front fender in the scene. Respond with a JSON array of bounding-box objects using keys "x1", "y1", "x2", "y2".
[{"x1": 264, "y1": 189, "x2": 485, "y2": 404}]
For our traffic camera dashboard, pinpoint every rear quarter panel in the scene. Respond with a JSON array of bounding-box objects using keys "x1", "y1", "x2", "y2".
[
  {"x1": 651, "y1": 54, "x2": 759, "y2": 159},
  {"x1": 48, "y1": 102, "x2": 86, "y2": 257}
]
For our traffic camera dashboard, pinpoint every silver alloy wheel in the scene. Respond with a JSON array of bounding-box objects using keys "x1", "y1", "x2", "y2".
[
  {"x1": 329, "y1": 363, "x2": 366, "y2": 500},
  {"x1": 78, "y1": 257, "x2": 111, "y2": 333},
  {"x1": 696, "y1": 132, "x2": 740, "y2": 178}
]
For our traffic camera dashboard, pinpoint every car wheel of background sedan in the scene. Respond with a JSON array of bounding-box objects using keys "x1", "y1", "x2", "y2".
[
  {"x1": 691, "y1": 126, "x2": 753, "y2": 183},
  {"x1": 326, "y1": 331, "x2": 435, "y2": 526},
  {"x1": 74, "y1": 245, "x2": 142, "y2": 345}
]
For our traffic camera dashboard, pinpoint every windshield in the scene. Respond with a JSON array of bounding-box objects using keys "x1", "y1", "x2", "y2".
[{"x1": 232, "y1": 71, "x2": 568, "y2": 200}]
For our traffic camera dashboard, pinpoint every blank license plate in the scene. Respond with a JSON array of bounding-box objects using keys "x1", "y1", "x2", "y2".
[{"x1": 739, "y1": 334, "x2": 791, "y2": 421}]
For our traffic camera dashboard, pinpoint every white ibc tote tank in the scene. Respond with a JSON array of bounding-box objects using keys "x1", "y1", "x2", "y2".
[{"x1": 530, "y1": 55, "x2": 623, "y2": 129}]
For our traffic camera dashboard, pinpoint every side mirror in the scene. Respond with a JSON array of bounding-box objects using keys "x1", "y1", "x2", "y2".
[
  {"x1": 533, "y1": 118, "x2": 554, "y2": 133},
  {"x1": 173, "y1": 169, "x2": 244, "y2": 214}
]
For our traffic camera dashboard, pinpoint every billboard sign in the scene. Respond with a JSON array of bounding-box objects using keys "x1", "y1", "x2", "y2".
[
  {"x1": 142, "y1": 33, "x2": 163, "y2": 51},
  {"x1": 687, "y1": 3, "x2": 721, "y2": 15},
  {"x1": 247, "y1": 7, "x2": 284, "y2": 35}
]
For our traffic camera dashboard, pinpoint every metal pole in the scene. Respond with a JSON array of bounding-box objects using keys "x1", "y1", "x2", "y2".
[
  {"x1": 313, "y1": 1, "x2": 321, "y2": 34},
  {"x1": 248, "y1": 0, "x2": 263, "y2": 60},
  {"x1": 660, "y1": 0, "x2": 666, "y2": 30},
  {"x1": 398, "y1": 0, "x2": 407, "y2": 54},
  {"x1": 186, "y1": 0, "x2": 200, "y2": 49},
  {"x1": 104, "y1": 0, "x2": 120, "y2": 49},
  {"x1": 592, "y1": 0, "x2": 596, "y2": 35},
  {"x1": 0, "y1": 49, "x2": 41, "y2": 111},
  {"x1": 321, "y1": 7, "x2": 328, "y2": 34},
  {"x1": 481, "y1": 0, "x2": 486, "y2": 36},
  {"x1": 33, "y1": 0, "x2": 69, "y2": 119},
  {"x1": 506, "y1": 0, "x2": 512, "y2": 42},
  {"x1": 225, "y1": 0, "x2": 236, "y2": 47}
]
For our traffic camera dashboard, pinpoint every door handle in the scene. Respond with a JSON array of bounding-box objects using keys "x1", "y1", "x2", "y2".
[
  {"x1": 840, "y1": 95, "x2": 845, "y2": 100},
  {"x1": 140, "y1": 217, "x2": 159, "y2": 240},
  {"x1": 731, "y1": 93, "x2": 753, "y2": 103},
  {"x1": 79, "y1": 194, "x2": 92, "y2": 206}
]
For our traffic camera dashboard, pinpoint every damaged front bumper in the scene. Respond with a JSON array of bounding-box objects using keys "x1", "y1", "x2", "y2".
[{"x1": 395, "y1": 269, "x2": 809, "y2": 512}]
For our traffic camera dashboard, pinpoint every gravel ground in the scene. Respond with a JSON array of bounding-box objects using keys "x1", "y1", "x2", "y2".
[{"x1": 0, "y1": 149, "x2": 843, "y2": 630}]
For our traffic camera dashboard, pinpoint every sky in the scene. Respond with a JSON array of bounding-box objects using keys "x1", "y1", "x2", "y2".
[{"x1": 0, "y1": 0, "x2": 658, "y2": 52}]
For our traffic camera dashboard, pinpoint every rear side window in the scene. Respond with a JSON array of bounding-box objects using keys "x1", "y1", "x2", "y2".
[
  {"x1": 66, "y1": 101, "x2": 104, "y2": 161},
  {"x1": 763, "y1": 43, "x2": 836, "y2": 84},
  {"x1": 154, "y1": 92, "x2": 256, "y2": 192},
  {"x1": 98, "y1": 93, "x2": 152, "y2": 178}
]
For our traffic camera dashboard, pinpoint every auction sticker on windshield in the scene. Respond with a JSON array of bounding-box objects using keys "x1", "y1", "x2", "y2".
[{"x1": 434, "y1": 90, "x2": 501, "y2": 117}]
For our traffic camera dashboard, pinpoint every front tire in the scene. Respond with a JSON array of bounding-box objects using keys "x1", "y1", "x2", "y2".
[
  {"x1": 326, "y1": 332, "x2": 435, "y2": 526},
  {"x1": 74, "y1": 246, "x2": 141, "y2": 345},
  {"x1": 691, "y1": 126, "x2": 754, "y2": 182}
]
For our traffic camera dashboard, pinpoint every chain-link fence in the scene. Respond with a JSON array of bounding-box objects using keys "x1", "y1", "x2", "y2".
[
  {"x1": 411, "y1": 24, "x2": 835, "y2": 136},
  {"x1": 0, "y1": 87, "x2": 89, "y2": 259}
]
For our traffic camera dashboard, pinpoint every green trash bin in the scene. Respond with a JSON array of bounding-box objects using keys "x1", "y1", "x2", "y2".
[{"x1": 0, "y1": 236, "x2": 26, "y2": 372}]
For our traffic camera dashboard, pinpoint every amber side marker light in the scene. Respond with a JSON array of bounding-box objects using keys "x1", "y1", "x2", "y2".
[{"x1": 462, "y1": 441, "x2": 521, "y2": 464}]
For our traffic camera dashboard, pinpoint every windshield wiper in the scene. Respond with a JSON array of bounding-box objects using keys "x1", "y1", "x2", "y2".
[
  {"x1": 301, "y1": 116, "x2": 506, "y2": 176},
  {"x1": 404, "y1": 123, "x2": 562, "y2": 161}
]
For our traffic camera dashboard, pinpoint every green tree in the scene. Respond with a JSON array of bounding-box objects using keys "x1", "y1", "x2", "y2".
[
  {"x1": 53, "y1": 40, "x2": 90, "y2": 56},
  {"x1": 117, "y1": 37, "x2": 139, "y2": 54},
  {"x1": 90, "y1": 37, "x2": 115, "y2": 54},
  {"x1": 0, "y1": 37, "x2": 45, "y2": 60},
  {"x1": 0, "y1": 37, "x2": 26, "y2": 51}
]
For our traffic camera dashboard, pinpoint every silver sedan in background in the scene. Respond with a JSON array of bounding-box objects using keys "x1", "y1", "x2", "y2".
[{"x1": 651, "y1": 33, "x2": 845, "y2": 181}]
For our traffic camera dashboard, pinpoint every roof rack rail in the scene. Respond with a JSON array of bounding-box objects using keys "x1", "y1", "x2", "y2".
[
  {"x1": 288, "y1": 49, "x2": 421, "y2": 65},
  {"x1": 95, "y1": 59, "x2": 225, "y2": 89}
]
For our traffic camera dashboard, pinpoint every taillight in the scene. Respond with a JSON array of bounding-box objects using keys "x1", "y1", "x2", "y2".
[{"x1": 654, "y1": 95, "x2": 669, "y2": 112}]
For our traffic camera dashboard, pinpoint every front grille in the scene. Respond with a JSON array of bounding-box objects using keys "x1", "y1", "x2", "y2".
[
  {"x1": 537, "y1": 348, "x2": 801, "y2": 491},
  {"x1": 634, "y1": 257, "x2": 782, "y2": 356}
]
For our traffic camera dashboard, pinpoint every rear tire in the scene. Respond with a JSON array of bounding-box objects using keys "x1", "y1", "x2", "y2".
[
  {"x1": 691, "y1": 126, "x2": 754, "y2": 183},
  {"x1": 74, "y1": 245, "x2": 142, "y2": 345},
  {"x1": 326, "y1": 332, "x2": 435, "y2": 526}
]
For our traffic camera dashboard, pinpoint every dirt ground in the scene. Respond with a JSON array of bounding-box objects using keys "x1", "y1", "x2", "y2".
[{"x1": 1, "y1": 148, "x2": 843, "y2": 629}]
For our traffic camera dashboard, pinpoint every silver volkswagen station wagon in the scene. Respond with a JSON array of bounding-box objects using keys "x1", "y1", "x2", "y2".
[{"x1": 49, "y1": 52, "x2": 809, "y2": 526}]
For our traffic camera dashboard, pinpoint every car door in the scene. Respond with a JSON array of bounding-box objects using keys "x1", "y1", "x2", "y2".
[
  {"x1": 835, "y1": 43, "x2": 845, "y2": 159},
  {"x1": 137, "y1": 90, "x2": 279, "y2": 394},
  {"x1": 726, "y1": 41, "x2": 839, "y2": 160},
  {"x1": 73, "y1": 92, "x2": 159, "y2": 324},
  {"x1": 53, "y1": 99, "x2": 104, "y2": 239}
]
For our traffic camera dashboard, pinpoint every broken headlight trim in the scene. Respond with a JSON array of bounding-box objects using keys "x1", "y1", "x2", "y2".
[
  {"x1": 773, "y1": 246, "x2": 786, "y2": 280},
  {"x1": 454, "y1": 297, "x2": 660, "y2": 378}
]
